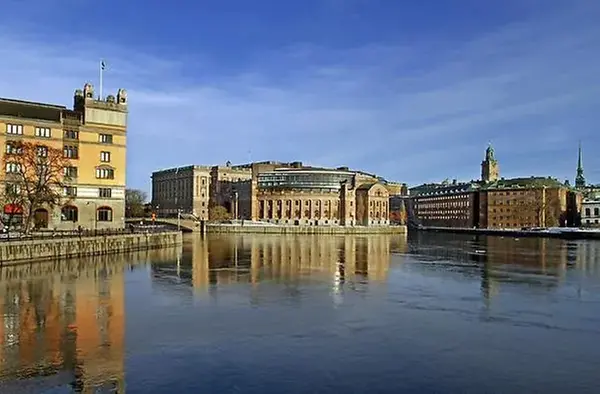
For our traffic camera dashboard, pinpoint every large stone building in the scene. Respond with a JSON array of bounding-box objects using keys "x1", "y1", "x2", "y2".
[
  {"x1": 478, "y1": 177, "x2": 571, "y2": 229},
  {"x1": 152, "y1": 161, "x2": 396, "y2": 226},
  {"x1": 410, "y1": 181, "x2": 481, "y2": 228},
  {"x1": 0, "y1": 83, "x2": 128, "y2": 230},
  {"x1": 410, "y1": 144, "x2": 581, "y2": 229}
]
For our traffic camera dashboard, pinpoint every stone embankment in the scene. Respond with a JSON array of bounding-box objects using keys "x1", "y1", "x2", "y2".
[
  {"x1": 0, "y1": 231, "x2": 182, "y2": 265},
  {"x1": 207, "y1": 224, "x2": 407, "y2": 235}
]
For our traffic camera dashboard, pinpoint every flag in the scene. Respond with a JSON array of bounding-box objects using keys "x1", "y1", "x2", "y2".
[{"x1": 101, "y1": 60, "x2": 106, "y2": 70}]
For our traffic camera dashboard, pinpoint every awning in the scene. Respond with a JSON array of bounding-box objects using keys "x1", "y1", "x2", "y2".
[{"x1": 4, "y1": 204, "x2": 23, "y2": 214}]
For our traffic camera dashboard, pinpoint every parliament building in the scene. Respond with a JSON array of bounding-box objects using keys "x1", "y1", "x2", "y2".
[{"x1": 152, "y1": 161, "x2": 403, "y2": 226}]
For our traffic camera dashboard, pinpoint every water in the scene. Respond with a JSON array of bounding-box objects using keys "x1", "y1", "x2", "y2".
[{"x1": 1, "y1": 232, "x2": 599, "y2": 393}]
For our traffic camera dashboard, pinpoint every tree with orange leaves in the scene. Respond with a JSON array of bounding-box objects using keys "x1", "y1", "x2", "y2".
[{"x1": 1, "y1": 141, "x2": 73, "y2": 233}]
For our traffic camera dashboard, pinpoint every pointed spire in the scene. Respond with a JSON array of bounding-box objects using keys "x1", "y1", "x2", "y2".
[{"x1": 575, "y1": 141, "x2": 586, "y2": 188}]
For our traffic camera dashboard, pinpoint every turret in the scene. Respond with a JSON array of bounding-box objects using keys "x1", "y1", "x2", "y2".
[{"x1": 72, "y1": 83, "x2": 128, "y2": 127}]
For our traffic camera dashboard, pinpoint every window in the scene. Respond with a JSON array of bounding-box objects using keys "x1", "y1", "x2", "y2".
[
  {"x1": 64, "y1": 166, "x2": 78, "y2": 178},
  {"x1": 35, "y1": 127, "x2": 51, "y2": 138},
  {"x1": 99, "y1": 134, "x2": 113, "y2": 144},
  {"x1": 37, "y1": 145, "x2": 48, "y2": 157},
  {"x1": 595, "y1": 208, "x2": 600, "y2": 217},
  {"x1": 99, "y1": 188, "x2": 112, "y2": 198},
  {"x1": 61, "y1": 206, "x2": 78, "y2": 222},
  {"x1": 585, "y1": 208, "x2": 591, "y2": 217},
  {"x1": 6, "y1": 124, "x2": 23, "y2": 135},
  {"x1": 97, "y1": 207, "x2": 113, "y2": 222},
  {"x1": 6, "y1": 183, "x2": 21, "y2": 195},
  {"x1": 6, "y1": 162, "x2": 21, "y2": 173},
  {"x1": 64, "y1": 130, "x2": 79, "y2": 140},
  {"x1": 100, "y1": 151, "x2": 111, "y2": 162},
  {"x1": 64, "y1": 145, "x2": 78, "y2": 159},
  {"x1": 6, "y1": 142, "x2": 22, "y2": 155},
  {"x1": 64, "y1": 186, "x2": 77, "y2": 197},
  {"x1": 96, "y1": 167, "x2": 114, "y2": 179}
]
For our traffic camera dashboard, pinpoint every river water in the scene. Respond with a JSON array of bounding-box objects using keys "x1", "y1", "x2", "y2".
[{"x1": 0, "y1": 232, "x2": 599, "y2": 393}]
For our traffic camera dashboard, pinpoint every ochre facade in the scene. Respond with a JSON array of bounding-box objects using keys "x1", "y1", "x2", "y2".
[
  {"x1": 411, "y1": 145, "x2": 580, "y2": 229},
  {"x1": 153, "y1": 161, "x2": 394, "y2": 226},
  {"x1": 0, "y1": 83, "x2": 127, "y2": 230}
]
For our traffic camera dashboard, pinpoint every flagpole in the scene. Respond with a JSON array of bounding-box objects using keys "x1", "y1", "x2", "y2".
[{"x1": 99, "y1": 60, "x2": 104, "y2": 100}]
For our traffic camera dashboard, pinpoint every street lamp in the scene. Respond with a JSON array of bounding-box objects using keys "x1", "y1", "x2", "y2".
[{"x1": 86, "y1": 201, "x2": 97, "y2": 233}]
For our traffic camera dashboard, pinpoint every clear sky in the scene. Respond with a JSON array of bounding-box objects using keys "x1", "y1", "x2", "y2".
[{"x1": 1, "y1": 0, "x2": 599, "y2": 192}]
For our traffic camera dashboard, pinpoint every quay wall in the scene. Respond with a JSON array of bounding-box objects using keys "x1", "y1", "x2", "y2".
[
  {"x1": 0, "y1": 232, "x2": 183, "y2": 265},
  {"x1": 207, "y1": 224, "x2": 407, "y2": 235},
  {"x1": 416, "y1": 226, "x2": 600, "y2": 240}
]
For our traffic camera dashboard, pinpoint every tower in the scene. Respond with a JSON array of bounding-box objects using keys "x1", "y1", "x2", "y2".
[
  {"x1": 481, "y1": 143, "x2": 499, "y2": 183},
  {"x1": 575, "y1": 142, "x2": 586, "y2": 189}
]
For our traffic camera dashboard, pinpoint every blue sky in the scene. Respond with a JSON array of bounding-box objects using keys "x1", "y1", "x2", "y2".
[{"x1": 0, "y1": 0, "x2": 599, "y2": 191}]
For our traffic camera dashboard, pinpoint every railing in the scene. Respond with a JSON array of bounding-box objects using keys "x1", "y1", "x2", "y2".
[{"x1": 0, "y1": 225, "x2": 174, "y2": 242}]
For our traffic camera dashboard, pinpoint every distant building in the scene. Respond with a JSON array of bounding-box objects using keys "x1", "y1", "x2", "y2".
[
  {"x1": 479, "y1": 177, "x2": 571, "y2": 229},
  {"x1": 581, "y1": 199, "x2": 600, "y2": 227},
  {"x1": 411, "y1": 182, "x2": 481, "y2": 228},
  {"x1": 152, "y1": 161, "x2": 399, "y2": 226},
  {"x1": 150, "y1": 165, "x2": 213, "y2": 220},
  {"x1": 409, "y1": 144, "x2": 581, "y2": 229}
]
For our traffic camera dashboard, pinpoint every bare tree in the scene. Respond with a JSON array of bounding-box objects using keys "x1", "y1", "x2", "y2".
[
  {"x1": 125, "y1": 189, "x2": 148, "y2": 217},
  {"x1": 1, "y1": 141, "x2": 72, "y2": 233}
]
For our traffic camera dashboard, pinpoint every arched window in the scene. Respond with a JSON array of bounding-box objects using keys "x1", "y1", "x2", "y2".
[
  {"x1": 97, "y1": 206, "x2": 113, "y2": 222},
  {"x1": 61, "y1": 206, "x2": 78, "y2": 222}
]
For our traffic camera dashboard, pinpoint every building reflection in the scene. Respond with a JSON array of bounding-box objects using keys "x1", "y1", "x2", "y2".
[
  {"x1": 152, "y1": 234, "x2": 408, "y2": 294},
  {"x1": 0, "y1": 248, "x2": 176, "y2": 392},
  {"x1": 406, "y1": 231, "x2": 573, "y2": 302}
]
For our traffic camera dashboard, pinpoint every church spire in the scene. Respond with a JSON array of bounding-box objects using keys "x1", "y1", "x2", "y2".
[{"x1": 575, "y1": 141, "x2": 586, "y2": 188}]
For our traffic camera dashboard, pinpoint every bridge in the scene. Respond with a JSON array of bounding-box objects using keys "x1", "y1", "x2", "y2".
[{"x1": 125, "y1": 217, "x2": 203, "y2": 232}]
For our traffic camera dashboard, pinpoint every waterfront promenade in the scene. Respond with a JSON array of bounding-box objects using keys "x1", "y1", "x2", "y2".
[{"x1": 126, "y1": 217, "x2": 407, "y2": 234}]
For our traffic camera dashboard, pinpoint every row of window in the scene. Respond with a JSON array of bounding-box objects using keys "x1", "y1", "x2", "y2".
[
  {"x1": 63, "y1": 187, "x2": 114, "y2": 198},
  {"x1": 583, "y1": 207, "x2": 600, "y2": 217},
  {"x1": 5, "y1": 182, "x2": 114, "y2": 199},
  {"x1": 5, "y1": 162, "x2": 115, "y2": 179},
  {"x1": 64, "y1": 146, "x2": 111, "y2": 162},
  {"x1": 6, "y1": 123, "x2": 114, "y2": 143},
  {"x1": 5, "y1": 142, "x2": 112, "y2": 163},
  {"x1": 61, "y1": 206, "x2": 113, "y2": 222}
]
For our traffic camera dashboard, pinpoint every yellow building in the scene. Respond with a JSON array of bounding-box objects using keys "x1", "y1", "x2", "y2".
[
  {"x1": 0, "y1": 83, "x2": 127, "y2": 230},
  {"x1": 152, "y1": 161, "x2": 395, "y2": 226}
]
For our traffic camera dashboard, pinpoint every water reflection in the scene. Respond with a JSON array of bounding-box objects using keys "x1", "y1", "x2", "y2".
[
  {"x1": 0, "y1": 248, "x2": 178, "y2": 393},
  {"x1": 405, "y1": 231, "x2": 600, "y2": 305},
  {"x1": 151, "y1": 234, "x2": 408, "y2": 293}
]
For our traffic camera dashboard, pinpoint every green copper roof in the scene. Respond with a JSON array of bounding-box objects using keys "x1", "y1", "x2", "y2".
[{"x1": 481, "y1": 176, "x2": 566, "y2": 190}]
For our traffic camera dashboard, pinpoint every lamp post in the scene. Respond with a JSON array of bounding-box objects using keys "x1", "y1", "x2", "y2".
[{"x1": 177, "y1": 208, "x2": 181, "y2": 232}]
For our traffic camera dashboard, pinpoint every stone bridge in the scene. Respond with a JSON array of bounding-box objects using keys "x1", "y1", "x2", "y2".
[{"x1": 125, "y1": 217, "x2": 202, "y2": 232}]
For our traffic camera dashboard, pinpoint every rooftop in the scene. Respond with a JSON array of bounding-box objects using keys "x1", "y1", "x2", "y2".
[{"x1": 482, "y1": 176, "x2": 567, "y2": 190}]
